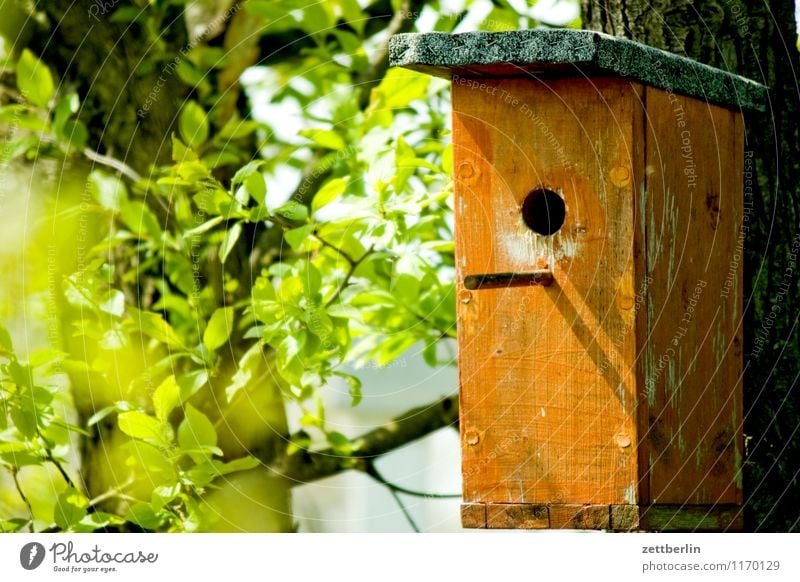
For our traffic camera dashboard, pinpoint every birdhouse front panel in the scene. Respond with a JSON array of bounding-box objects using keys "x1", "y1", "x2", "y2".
[{"x1": 453, "y1": 77, "x2": 644, "y2": 511}]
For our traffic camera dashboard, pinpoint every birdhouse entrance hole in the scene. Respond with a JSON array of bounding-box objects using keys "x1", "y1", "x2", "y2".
[{"x1": 521, "y1": 188, "x2": 565, "y2": 236}]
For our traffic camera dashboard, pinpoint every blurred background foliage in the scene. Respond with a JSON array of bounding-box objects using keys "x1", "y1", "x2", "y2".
[{"x1": 0, "y1": 0, "x2": 579, "y2": 532}]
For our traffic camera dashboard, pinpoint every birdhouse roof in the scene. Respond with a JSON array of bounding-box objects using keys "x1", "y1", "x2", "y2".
[{"x1": 389, "y1": 29, "x2": 767, "y2": 112}]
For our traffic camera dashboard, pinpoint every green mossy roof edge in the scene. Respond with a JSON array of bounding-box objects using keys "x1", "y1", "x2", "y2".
[{"x1": 389, "y1": 29, "x2": 767, "y2": 112}]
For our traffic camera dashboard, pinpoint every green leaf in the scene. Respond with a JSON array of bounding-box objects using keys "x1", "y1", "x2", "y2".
[
  {"x1": 219, "y1": 222, "x2": 242, "y2": 264},
  {"x1": 203, "y1": 307, "x2": 234, "y2": 351},
  {"x1": 153, "y1": 375, "x2": 180, "y2": 422},
  {"x1": 126, "y1": 502, "x2": 163, "y2": 530},
  {"x1": 17, "y1": 49, "x2": 55, "y2": 108},
  {"x1": 299, "y1": 261, "x2": 322, "y2": 299},
  {"x1": 441, "y1": 143, "x2": 453, "y2": 174},
  {"x1": 312, "y1": 177, "x2": 347, "y2": 213},
  {"x1": 336, "y1": 372, "x2": 362, "y2": 406},
  {"x1": 337, "y1": 0, "x2": 364, "y2": 34},
  {"x1": 99, "y1": 328, "x2": 127, "y2": 352},
  {"x1": 151, "y1": 483, "x2": 181, "y2": 512},
  {"x1": 51, "y1": 420, "x2": 92, "y2": 437},
  {"x1": 300, "y1": 128, "x2": 346, "y2": 151},
  {"x1": 284, "y1": 224, "x2": 315, "y2": 251},
  {"x1": 185, "y1": 457, "x2": 261, "y2": 487},
  {"x1": 54, "y1": 487, "x2": 89, "y2": 530},
  {"x1": 119, "y1": 200, "x2": 162, "y2": 240},
  {"x1": 217, "y1": 456, "x2": 261, "y2": 474},
  {"x1": 86, "y1": 401, "x2": 132, "y2": 427},
  {"x1": 0, "y1": 450, "x2": 43, "y2": 467},
  {"x1": 109, "y1": 6, "x2": 145, "y2": 23},
  {"x1": 59, "y1": 119, "x2": 89, "y2": 152},
  {"x1": 184, "y1": 215, "x2": 224, "y2": 237},
  {"x1": 0, "y1": 518, "x2": 30, "y2": 532},
  {"x1": 53, "y1": 94, "x2": 78, "y2": 133},
  {"x1": 370, "y1": 68, "x2": 429, "y2": 111},
  {"x1": 178, "y1": 404, "x2": 218, "y2": 462},
  {"x1": 179, "y1": 100, "x2": 209, "y2": 149},
  {"x1": 296, "y1": 1, "x2": 335, "y2": 35},
  {"x1": 76, "y1": 512, "x2": 124, "y2": 532},
  {"x1": 178, "y1": 370, "x2": 208, "y2": 402},
  {"x1": 125, "y1": 441, "x2": 176, "y2": 481},
  {"x1": 0, "y1": 442, "x2": 33, "y2": 454},
  {"x1": 88, "y1": 170, "x2": 129, "y2": 213},
  {"x1": 0, "y1": 134, "x2": 39, "y2": 164},
  {"x1": 481, "y1": 6, "x2": 519, "y2": 32},
  {"x1": 274, "y1": 201, "x2": 308, "y2": 223},
  {"x1": 171, "y1": 133, "x2": 197, "y2": 162},
  {"x1": 118, "y1": 411, "x2": 171, "y2": 445},
  {"x1": 0, "y1": 323, "x2": 13, "y2": 353},
  {"x1": 224, "y1": 343, "x2": 262, "y2": 402},
  {"x1": 326, "y1": 431, "x2": 354, "y2": 454},
  {"x1": 0, "y1": 104, "x2": 48, "y2": 132},
  {"x1": 250, "y1": 205, "x2": 271, "y2": 222},
  {"x1": 423, "y1": 340, "x2": 438, "y2": 367},
  {"x1": 6, "y1": 360, "x2": 34, "y2": 387},
  {"x1": 231, "y1": 160, "x2": 265, "y2": 186},
  {"x1": 98, "y1": 289, "x2": 125, "y2": 317},
  {"x1": 244, "y1": 171, "x2": 266, "y2": 199},
  {"x1": 29, "y1": 348, "x2": 66, "y2": 368},
  {"x1": 129, "y1": 308, "x2": 184, "y2": 348},
  {"x1": 305, "y1": 307, "x2": 332, "y2": 339},
  {"x1": 276, "y1": 335, "x2": 303, "y2": 386}
]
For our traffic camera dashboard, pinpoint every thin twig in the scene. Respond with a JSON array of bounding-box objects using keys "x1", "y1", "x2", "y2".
[
  {"x1": 402, "y1": 301, "x2": 458, "y2": 339},
  {"x1": 22, "y1": 131, "x2": 143, "y2": 183},
  {"x1": 0, "y1": 85, "x2": 27, "y2": 104},
  {"x1": 88, "y1": 477, "x2": 135, "y2": 507},
  {"x1": 389, "y1": 486, "x2": 421, "y2": 532},
  {"x1": 12, "y1": 468, "x2": 34, "y2": 521},
  {"x1": 314, "y1": 233, "x2": 357, "y2": 266},
  {"x1": 324, "y1": 245, "x2": 374, "y2": 307},
  {"x1": 81, "y1": 146, "x2": 142, "y2": 182},
  {"x1": 45, "y1": 449, "x2": 80, "y2": 491},
  {"x1": 364, "y1": 460, "x2": 460, "y2": 499}
]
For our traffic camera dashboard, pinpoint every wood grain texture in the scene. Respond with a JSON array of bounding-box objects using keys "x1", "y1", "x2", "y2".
[
  {"x1": 464, "y1": 503, "x2": 743, "y2": 530},
  {"x1": 636, "y1": 505, "x2": 744, "y2": 532},
  {"x1": 486, "y1": 503, "x2": 549, "y2": 529},
  {"x1": 460, "y1": 503, "x2": 487, "y2": 528},
  {"x1": 610, "y1": 504, "x2": 641, "y2": 530},
  {"x1": 609, "y1": 504, "x2": 743, "y2": 531},
  {"x1": 642, "y1": 87, "x2": 744, "y2": 505},
  {"x1": 454, "y1": 77, "x2": 643, "y2": 506},
  {"x1": 549, "y1": 504, "x2": 611, "y2": 529}
]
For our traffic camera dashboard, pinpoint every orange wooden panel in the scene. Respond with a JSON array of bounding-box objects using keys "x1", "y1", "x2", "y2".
[
  {"x1": 642, "y1": 87, "x2": 743, "y2": 505},
  {"x1": 453, "y1": 77, "x2": 644, "y2": 505}
]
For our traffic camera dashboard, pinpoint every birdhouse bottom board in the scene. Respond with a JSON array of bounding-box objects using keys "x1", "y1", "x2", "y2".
[{"x1": 453, "y1": 76, "x2": 744, "y2": 531}]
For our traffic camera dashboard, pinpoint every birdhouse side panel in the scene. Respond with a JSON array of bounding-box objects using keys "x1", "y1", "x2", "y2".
[
  {"x1": 642, "y1": 87, "x2": 744, "y2": 506},
  {"x1": 453, "y1": 77, "x2": 644, "y2": 506}
]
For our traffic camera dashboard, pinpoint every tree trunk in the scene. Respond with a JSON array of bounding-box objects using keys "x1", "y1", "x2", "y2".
[{"x1": 582, "y1": 0, "x2": 800, "y2": 531}]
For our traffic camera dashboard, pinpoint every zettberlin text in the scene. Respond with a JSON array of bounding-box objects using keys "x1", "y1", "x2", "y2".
[{"x1": 642, "y1": 544, "x2": 701, "y2": 554}]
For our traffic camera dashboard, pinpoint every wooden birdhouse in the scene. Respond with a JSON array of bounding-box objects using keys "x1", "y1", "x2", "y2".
[{"x1": 390, "y1": 29, "x2": 767, "y2": 531}]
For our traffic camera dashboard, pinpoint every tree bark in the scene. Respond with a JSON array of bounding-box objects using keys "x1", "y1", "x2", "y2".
[{"x1": 582, "y1": 0, "x2": 800, "y2": 531}]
